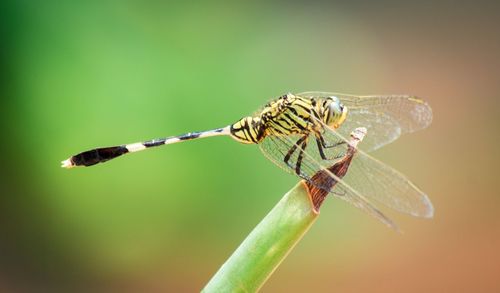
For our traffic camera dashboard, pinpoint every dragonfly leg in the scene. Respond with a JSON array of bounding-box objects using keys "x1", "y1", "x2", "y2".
[
  {"x1": 283, "y1": 135, "x2": 309, "y2": 177},
  {"x1": 315, "y1": 134, "x2": 345, "y2": 161},
  {"x1": 315, "y1": 137, "x2": 328, "y2": 160},
  {"x1": 295, "y1": 139, "x2": 308, "y2": 176},
  {"x1": 318, "y1": 133, "x2": 345, "y2": 149},
  {"x1": 283, "y1": 143, "x2": 299, "y2": 165},
  {"x1": 283, "y1": 135, "x2": 307, "y2": 165}
]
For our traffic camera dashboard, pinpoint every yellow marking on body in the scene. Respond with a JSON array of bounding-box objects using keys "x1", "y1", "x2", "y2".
[
  {"x1": 277, "y1": 117, "x2": 292, "y2": 129},
  {"x1": 293, "y1": 114, "x2": 309, "y2": 128},
  {"x1": 333, "y1": 107, "x2": 348, "y2": 128},
  {"x1": 295, "y1": 110, "x2": 311, "y2": 121},
  {"x1": 241, "y1": 127, "x2": 250, "y2": 141},
  {"x1": 281, "y1": 115, "x2": 294, "y2": 127},
  {"x1": 322, "y1": 108, "x2": 330, "y2": 123},
  {"x1": 294, "y1": 99, "x2": 311, "y2": 109},
  {"x1": 270, "y1": 121, "x2": 290, "y2": 134},
  {"x1": 249, "y1": 126, "x2": 257, "y2": 140}
]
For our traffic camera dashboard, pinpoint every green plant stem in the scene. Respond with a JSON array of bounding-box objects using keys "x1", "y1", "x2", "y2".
[{"x1": 202, "y1": 181, "x2": 318, "y2": 293}]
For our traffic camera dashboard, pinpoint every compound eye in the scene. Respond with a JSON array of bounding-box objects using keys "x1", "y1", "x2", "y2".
[
  {"x1": 325, "y1": 98, "x2": 346, "y2": 128},
  {"x1": 328, "y1": 99, "x2": 341, "y2": 116},
  {"x1": 325, "y1": 103, "x2": 337, "y2": 125},
  {"x1": 328, "y1": 96, "x2": 339, "y2": 102}
]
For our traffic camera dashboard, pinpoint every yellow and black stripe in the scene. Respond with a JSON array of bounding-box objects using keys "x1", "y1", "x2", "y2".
[
  {"x1": 229, "y1": 94, "x2": 321, "y2": 143},
  {"x1": 229, "y1": 116, "x2": 264, "y2": 144}
]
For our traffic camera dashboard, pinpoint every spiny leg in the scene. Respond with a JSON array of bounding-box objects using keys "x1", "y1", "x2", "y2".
[
  {"x1": 295, "y1": 138, "x2": 308, "y2": 176},
  {"x1": 283, "y1": 135, "x2": 308, "y2": 168},
  {"x1": 315, "y1": 133, "x2": 346, "y2": 161},
  {"x1": 315, "y1": 137, "x2": 328, "y2": 160},
  {"x1": 317, "y1": 132, "x2": 346, "y2": 149}
]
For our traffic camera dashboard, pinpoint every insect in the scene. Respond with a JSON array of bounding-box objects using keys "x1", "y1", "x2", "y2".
[{"x1": 62, "y1": 92, "x2": 434, "y2": 229}]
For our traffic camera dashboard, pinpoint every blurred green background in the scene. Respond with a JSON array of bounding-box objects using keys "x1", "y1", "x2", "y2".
[{"x1": 1, "y1": 0, "x2": 499, "y2": 292}]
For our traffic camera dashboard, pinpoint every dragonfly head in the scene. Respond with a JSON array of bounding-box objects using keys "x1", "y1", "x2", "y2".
[{"x1": 324, "y1": 96, "x2": 348, "y2": 129}]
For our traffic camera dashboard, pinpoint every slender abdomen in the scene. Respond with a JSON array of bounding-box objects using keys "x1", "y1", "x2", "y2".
[{"x1": 62, "y1": 127, "x2": 230, "y2": 168}]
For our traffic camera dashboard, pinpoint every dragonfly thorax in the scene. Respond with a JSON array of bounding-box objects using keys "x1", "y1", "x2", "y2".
[
  {"x1": 230, "y1": 94, "x2": 311, "y2": 144},
  {"x1": 229, "y1": 93, "x2": 349, "y2": 145}
]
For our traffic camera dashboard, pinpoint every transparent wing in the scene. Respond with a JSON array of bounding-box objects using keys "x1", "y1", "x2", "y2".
[
  {"x1": 259, "y1": 113, "x2": 433, "y2": 229},
  {"x1": 334, "y1": 153, "x2": 434, "y2": 218},
  {"x1": 317, "y1": 117, "x2": 434, "y2": 218},
  {"x1": 296, "y1": 92, "x2": 433, "y2": 152},
  {"x1": 260, "y1": 129, "x2": 400, "y2": 230}
]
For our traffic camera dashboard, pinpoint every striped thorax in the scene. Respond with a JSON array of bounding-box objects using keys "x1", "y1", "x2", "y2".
[{"x1": 229, "y1": 93, "x2": 348, "y2": 144}]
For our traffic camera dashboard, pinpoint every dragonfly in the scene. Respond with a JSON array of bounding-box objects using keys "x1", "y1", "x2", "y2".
[{"x1": 62, "y1": 92, "x2": 434, "y2": 229}]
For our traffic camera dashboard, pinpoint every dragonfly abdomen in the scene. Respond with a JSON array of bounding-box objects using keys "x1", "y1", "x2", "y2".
[{"x1": 62, "y1": 127, "x2": 230, "y2": 168}]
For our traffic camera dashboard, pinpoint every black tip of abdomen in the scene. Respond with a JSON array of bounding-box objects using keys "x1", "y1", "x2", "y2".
[{"x1": 71, "y1": 146, "x2": 129, "y2": 167}]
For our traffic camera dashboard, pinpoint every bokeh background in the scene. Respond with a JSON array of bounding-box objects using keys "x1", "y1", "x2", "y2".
[{"x1": 1, "y1": 0, "x2": 499, "y2": 292}]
